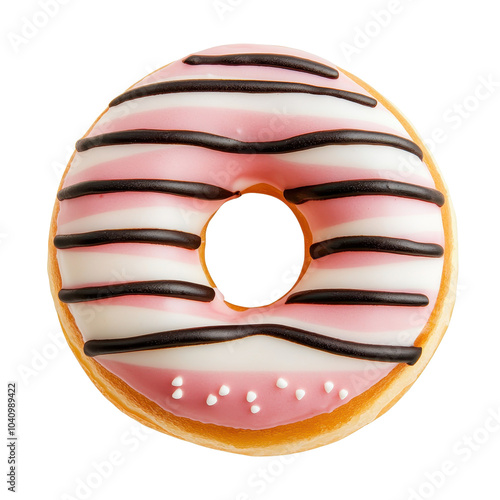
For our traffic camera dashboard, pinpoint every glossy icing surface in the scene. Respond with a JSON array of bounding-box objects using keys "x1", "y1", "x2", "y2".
[{"x1": 54, "y1": 44, "x2": 446, "y2": 430}]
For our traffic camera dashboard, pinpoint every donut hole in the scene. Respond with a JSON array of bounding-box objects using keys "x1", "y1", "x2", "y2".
[{"x1": 204, "y1": 193, "x2": 305, "y2": 308}]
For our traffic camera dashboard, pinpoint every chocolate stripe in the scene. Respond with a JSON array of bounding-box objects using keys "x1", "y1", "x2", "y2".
[
  {"x1": 57, "y1": 179, "x2": 236, "y2": 201},
  {"x1": 58, "y1": 280, "x2": 214, "y2": 303},
  {"x1": 286, "y1": 289, "x2": 429, "y2": 306},
  {"x1": 54, "y1": 229, "x2": 201, "y2": 250},
  {"x1": 108, "y1": 79, "x2": 376, "y2": 107},
  {"x1": 76, "y1": 130, "x2": 421, "y2": 158},
  {"x1": 284, "y1": 179, "x2": 444, "y2": 206},
  {"x1": 310, "y1": 236, "x2": 444, "y2": 260},
  {"x1": 183, "y1": 53, "x2": 340, "y2": 79},
  {"x1": 83, "y1": 323, "x2": 422, "y2": 365},
  {"x1": 283, "y1": 179, "x2": 445, "y2": 207}
]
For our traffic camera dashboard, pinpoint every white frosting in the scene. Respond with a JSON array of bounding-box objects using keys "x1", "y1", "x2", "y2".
[
  {"x1": 58, "y1": 251, "x2": 210, "y2": 288},
  {"x1": 64, "y1": 145, "x2": 168, "y2": 178},
  {"x1": 279, "y1": 145, "x2": 433, "y2": 180},
  {"x1": 94, "y1": 92, "x2": 410, "y2": 136},
  {"x1": 57, "y1": 206, "x2": 211, "y2": 235},
  {"x1": 313, "y1": 214, "x2": 444, "y2": 242},
  {"x1": 69, "y1": 306, "x2": 226, "y2": 340},
  {"x1": 293, "y1": 258, "x2": 444, "y2": 293}
]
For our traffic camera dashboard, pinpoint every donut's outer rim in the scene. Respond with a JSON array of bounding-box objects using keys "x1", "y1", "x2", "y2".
[{"x1": 47, "y1": 63, "x2": 457, "y2": 456}]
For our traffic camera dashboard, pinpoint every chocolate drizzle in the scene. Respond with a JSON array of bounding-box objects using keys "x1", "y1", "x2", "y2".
[
  {"x1": 310, "y1": 236, "x2": 444, "y2": 260},
  {"x1": 58, "y1": 280, "x2": 214, "y2": 303},
  {"x1": 285, "y1": 289, "x2": 429, "y2": 307},
  {"x1": 83, "y1": 323, "x2": 422, "y2": 365},
  {"x1": 183, "y1": 53, "x2": 340, "y2": 79},
  {"x1": 57, "y1": 179, "x2": 236, "y2": 201},
  {"x1": 54, "y1": 229, "x2": 201, "y2": 250},
  {"x1": 108, "y1": 79, "x2": 376, "y2": 108},
  {"x1": 284, "y1": 179, "x2": 444, "y2": 205},
  {"x1": 76, "y1": 129, "x2": 422, "y2": 158}
]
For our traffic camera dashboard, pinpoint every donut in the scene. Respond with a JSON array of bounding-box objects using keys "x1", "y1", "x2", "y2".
[{"x1": 48, "y1": 44, "x2": 457, "y2": 455}]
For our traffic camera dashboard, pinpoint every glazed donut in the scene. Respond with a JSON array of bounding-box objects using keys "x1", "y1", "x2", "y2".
[{"x1": 48, "y1": 44, "x2": 457, "y2": 455}]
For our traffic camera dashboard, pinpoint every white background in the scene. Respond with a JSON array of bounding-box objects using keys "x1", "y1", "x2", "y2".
[{"x1": 2, "y1": 0, "x2": 500, "y2": 499}]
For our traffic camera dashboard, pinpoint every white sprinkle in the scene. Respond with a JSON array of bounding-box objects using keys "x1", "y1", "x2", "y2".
[
  {"x1": 246, "y1": 391, "x2": 257, "y2": 403},
  {"x1": 206, "y1": 394, "x2": 217, "y2": 406},
  {"x1": 276, "y1": 377, "x2": 288, "y2": 389},
  {"x1": 172, "y1": 388, "x2": 183, "y2": 400},
  {"x1": 295, "y1": 389, "x2": 306, "y2": 401},
  {"x1": 324, "y1": 381, "x2": 334, "y2": 394},
  {"x1": 171, "y1": 376, "x2": 183, "y2": 387},
  {"x1": 250, "y1": 405, "x2": 260, "y2": 414},
  {"x1": 219, "y1": 385, "x2": 230, "y2": 396},
  {"x1": 339, "y1": 389, "x2": 349, "y2": 400}
]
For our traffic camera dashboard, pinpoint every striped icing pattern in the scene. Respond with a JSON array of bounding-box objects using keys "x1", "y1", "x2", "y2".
[{"x1": 54, "y1": 44, "x2": 445, "y2": 430}]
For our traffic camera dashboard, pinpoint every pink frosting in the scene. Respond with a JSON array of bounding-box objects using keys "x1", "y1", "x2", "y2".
[{"x1": 99, "y1": 359, "x2": 395, "y2": 430}]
